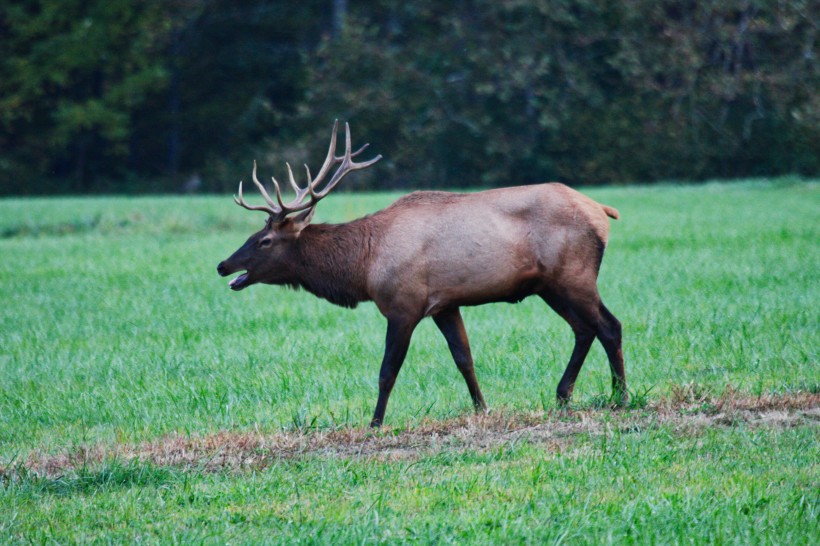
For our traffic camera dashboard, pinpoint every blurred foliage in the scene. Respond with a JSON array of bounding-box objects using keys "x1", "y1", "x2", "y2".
[{"x1": 0, "y1": 0, "x2": 817, "y2": 194}]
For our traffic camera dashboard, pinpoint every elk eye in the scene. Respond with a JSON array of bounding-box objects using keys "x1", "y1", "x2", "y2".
[{"x1": 258, "y1": 237, "x2": 273, "y2": 249}]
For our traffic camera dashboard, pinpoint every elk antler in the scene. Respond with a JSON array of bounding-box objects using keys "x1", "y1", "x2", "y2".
[{"x1": 234, "y1": 120, "x2": 382, "y2": 222}]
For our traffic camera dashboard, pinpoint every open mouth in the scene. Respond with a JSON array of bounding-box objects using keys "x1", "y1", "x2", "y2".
[{"x1": 228, "y1": 272, "x2": 250, "y2": 291}]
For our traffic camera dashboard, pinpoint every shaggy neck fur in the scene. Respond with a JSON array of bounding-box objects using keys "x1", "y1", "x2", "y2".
[{"x1": 292, "y1": 219, "x2": 375, "y2": 308}]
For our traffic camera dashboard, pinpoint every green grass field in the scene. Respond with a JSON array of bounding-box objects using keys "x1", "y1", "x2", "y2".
[{"x1": 1, "y1": 179, "x2": 817, "y2": 543}]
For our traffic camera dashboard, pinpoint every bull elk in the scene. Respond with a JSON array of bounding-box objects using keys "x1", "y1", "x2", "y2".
[{"x1": 217, "y1": 121, "x2": 627, "y2": 426}]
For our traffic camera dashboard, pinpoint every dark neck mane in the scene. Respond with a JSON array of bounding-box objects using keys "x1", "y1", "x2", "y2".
[{"x1": 293, "y1": 220, "x2": 373, "y2": 308}]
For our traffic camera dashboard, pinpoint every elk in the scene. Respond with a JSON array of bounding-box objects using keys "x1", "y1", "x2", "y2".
[{"x1": 217, "y1": 121, "x2": 626, "y2": 427}]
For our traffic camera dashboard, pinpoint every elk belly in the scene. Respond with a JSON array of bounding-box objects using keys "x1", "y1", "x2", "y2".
[{"x1": 423, "y1": 257, "x2": 540, "y2": 315}]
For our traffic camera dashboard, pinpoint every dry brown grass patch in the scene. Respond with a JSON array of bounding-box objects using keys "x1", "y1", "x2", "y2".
[{"x1": 7, "y1": 392, "x2": 818, "y2": 478}]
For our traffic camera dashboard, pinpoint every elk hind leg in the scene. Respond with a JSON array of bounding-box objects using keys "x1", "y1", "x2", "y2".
[
  {"x1": 541, "y1": 284, "x2": 630, "y2": 405},
  {"x1": 433, "y1": 308, "x2": 487, "y2": 413},
  {"x1": 540, "y1": 291, "x2": 597, "y2": 404},
  {"x1": 596, "y1": 302, "x2": 628, "y2": 405}
]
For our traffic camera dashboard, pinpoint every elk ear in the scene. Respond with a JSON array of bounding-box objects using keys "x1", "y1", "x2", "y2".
[{"x1": 288, "y1": 207, "x2": 316, "y2": 233}]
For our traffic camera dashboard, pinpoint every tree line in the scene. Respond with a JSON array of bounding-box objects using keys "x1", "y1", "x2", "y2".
[{"x1": 1, "y1": 0, "x2": 817, "y2": 195}]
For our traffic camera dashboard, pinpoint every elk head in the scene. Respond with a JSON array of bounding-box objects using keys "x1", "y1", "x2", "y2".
[{"x1": 216, "y1": 121, "x2": 382, "y2": 290}]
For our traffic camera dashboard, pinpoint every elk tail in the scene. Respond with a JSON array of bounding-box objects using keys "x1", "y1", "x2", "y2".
[{"x1": 602, "y1": 205, "x2": 620, "y2": 220}]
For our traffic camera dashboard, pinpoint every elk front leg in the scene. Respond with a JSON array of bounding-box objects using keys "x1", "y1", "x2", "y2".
[
  {"x1": 370, "y1": 317, "x2": 418, "y2": 427},
  {"x1": 433, "y1": 308, "x2": 487, "y2": 413}
]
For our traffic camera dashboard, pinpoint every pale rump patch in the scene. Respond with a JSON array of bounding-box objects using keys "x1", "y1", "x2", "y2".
[{"x1": 7, "y1": 393, "x2": 818, "y2": 478}]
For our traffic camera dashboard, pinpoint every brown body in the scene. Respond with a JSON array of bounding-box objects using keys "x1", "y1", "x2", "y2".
[{"x1": 218, "y1": 122, "x2": 626, "y2": 426}]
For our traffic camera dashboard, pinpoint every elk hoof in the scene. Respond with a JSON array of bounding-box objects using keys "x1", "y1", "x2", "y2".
[
  {"x1": 556, "y1": 390, "x2": 573, "y2": 405},
  {"x1": 612, "y1": 391, "x2": 630, "y2": 408}
]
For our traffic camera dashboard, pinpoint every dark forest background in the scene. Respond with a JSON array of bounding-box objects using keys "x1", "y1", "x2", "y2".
[{"x1": 1, "y1": 0, "x2": 817, "y2": 195}]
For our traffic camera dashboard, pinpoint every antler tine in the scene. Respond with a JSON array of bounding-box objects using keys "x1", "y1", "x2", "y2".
[
  {"x1": 251, "y1": 161, "x2": 282, "y2": 213},
  {"x1": 307, "y1": 119, "x2": 341, "y2": 193},
  {"x1": 286, "y1": 163, "x2": 302, "y2": 195},
  {"x1": 312, "y1": 122, "x2": 383, "y2": 199},
  {"x1": 232, "y1": 121, "x2": 380, "y2": 220},
  {"x1": 269, "y1": 173, "x2": 287, "y2": 210},
  {"x1": 285, "y1": 163, "x2": 314, "y2": 207},
  {"x1": 264, "y1": 163, "x2": 313, "y2": 217},
  {"x1": 237, "y1": 160, "x2": 315, "y2": 220},
  {"x1": 349, "y1": 142, "x2": 370, "y2": 158},
  {"x1": 344, "y1": 121, "x2": 352, "y2": 158},
  {"x1": 234, "y1": 180, "x2": 279, "y2": 215}
]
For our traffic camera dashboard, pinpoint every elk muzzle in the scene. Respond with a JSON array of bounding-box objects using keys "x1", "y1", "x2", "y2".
[{"x1": 216, "y1": 259, "x2": 251, "y2": 291}]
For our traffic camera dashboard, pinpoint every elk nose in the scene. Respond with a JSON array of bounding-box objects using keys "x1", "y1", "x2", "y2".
[{"x1": 216, "y1": 261, "x2": 228, "y2": 277}]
